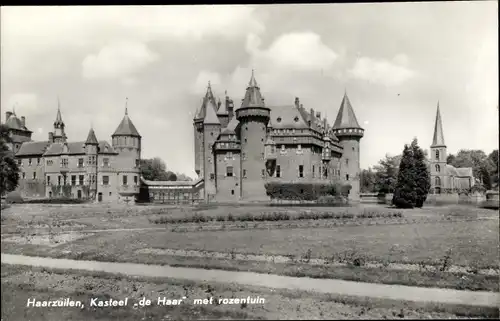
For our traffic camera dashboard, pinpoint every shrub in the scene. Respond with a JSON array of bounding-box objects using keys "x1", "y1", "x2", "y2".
[
  {"x1": 264, "y1": 181, "x2": 351, "y2": 201},
  {"x1": 5, "y1": 191, "x2": 23, "y2": 203}
]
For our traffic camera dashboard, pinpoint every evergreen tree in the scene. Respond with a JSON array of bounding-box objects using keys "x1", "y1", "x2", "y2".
[
  {"x1": 411, "y1": 138, "x2": 431, "y2": 207},
  {"x1": 392, "y1": 144, "x2": 417, "y2": 208},
  {"x1": 479, "y1": 165, "x2": 492, "y2": 190}
]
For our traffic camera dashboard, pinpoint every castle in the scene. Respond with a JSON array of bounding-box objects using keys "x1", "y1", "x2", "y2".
[
  {"x1": 192, "y1": 71, "x2": 364, "y2": 202},
  {"x1": 3, "y1": 100, "x2": 142, "y2": 203},
  {"x1": 428, "y1": 102, "x2": 474, "y2": 193}
]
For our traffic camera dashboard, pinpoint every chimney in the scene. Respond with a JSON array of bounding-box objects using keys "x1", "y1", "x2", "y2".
[
  {"x1": 310, "y1": 108, "x2": 315, "y2": 119},
  {"x1": 295, "y1": 97, "x2": 300, "y2": 108},
  {"x1": 48, "y1": 132, "x2": 54, "y2": 142},
  {"x1": 227, "y1": 98, "x2": 234, "y2": 121},
  {"x1": 316, "y1": 112, "x2": 321, "y2": 119},
  {"x1": 5, "y1": 111, "x2": 12, "y2": 121},
  {"x1": 21, "y1": 116, "x2": 26, "y2": 128}
]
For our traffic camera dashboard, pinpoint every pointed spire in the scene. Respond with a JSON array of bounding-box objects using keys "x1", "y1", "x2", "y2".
[
  {"x1": 12, "y1": 102, "x2": 17, "y2": 115},
  {"x1": 431, "y1": 101, "x2": 446, "y2": 147},
  {"x1": 54, "y1": 97, "x2": 64, "y2": 126},
  {"x1": 125, "y1": 97, "x2": 128, "y2": 115},
  {"x1": 85, "y1": 127, "x2": 99, "y2": 145},
  {"x1": 113, "y1": 98, "x2": 141, "y2": 137},
  {"x1": 333, "y1": 92, "x2": 362, "y2": 130},
  {"x1": 241, "y1": 70, "x2": 265, "y2": 109},
  {"x1": 204, "y1": 98, "x2": 221, "y2": 125}
]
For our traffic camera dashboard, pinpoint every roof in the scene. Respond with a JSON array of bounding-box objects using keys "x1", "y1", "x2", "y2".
[
  {"x1": 141, "y1": 177, "x2": 203, "y2": 187},
  {"x1": 456, "y1": 167, "x2": 473, "y2": 177},
  {"x1": 203, "y1": 98, "x2": 221, "y2": 125},
  {"x1": 333, "y1": 92, "x2": 362, "y2": 130},
  {"x1": 85, "y1": 128, "x2": 99, "y2": 145},
  {"x1": 221, "y1": 116, "x2": 239, "y2": 135},
  {"x1": 15, "y1": 141, "x2": 51, "y2": 157},
  {"x1": 445, "y1": 164, "x2": 458, "y2": 176},
  {"x1": 113, "y1": 111, "x2": 141, "y2": 137},
  {"x1": 431, "y1": 102, "x2": 446, "y2": 147},
  {"x1": 54, "y1": 104, "x2": 64, "y2": 126},
  {"x1": 43, "y1": 141, "x2": 116, "y2": 156},
  {"x1": 195, "y1": 82, "x2": 218, "y2": 120},
  {"x1": 269, "y1": 105, "x2": 309, "y2": 129},
  {"x1": 5, "y1": 113, "x2": 30, "y2": 132},
  {"x1": 239, "y1": 71, "x2": 265, "y2": 109},
  {"x1": 217, "y1": 97, "x2": 229, "y2": 115}
]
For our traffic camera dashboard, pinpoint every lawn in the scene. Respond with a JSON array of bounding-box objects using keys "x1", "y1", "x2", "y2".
[{"x1": 1, "y1": 264, "x2": 496, "y2": 320}]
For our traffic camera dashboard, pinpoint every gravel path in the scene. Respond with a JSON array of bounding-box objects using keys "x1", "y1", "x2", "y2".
[{"x1": 2, "y1": 253, "x2": 498, "y2": 308}]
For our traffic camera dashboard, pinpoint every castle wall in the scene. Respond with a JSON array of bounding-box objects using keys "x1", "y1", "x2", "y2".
[
  {"x1": 215, "y1": 151, "x2": 241, "y2": 201},
  {"x1": 240, "y1": 118, "x2": 268, "y2": 200}
]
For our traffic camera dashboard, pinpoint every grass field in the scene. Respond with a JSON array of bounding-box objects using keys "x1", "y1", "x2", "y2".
[{"x1": 2, "y1": 264, "x2": 497, "y2": 320}]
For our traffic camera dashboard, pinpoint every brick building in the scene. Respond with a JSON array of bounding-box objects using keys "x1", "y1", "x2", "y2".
[
  {"x1": 191, "y1": 71, "x2": 364, "y2": 202},
  {"x1": 2, "y1": 100, "x2": 142, "y2": 203}
]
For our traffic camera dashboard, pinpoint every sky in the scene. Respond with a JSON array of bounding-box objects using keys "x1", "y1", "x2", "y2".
[{"x1": 1, "y1": 3, "x2": 498, "y2": 178}]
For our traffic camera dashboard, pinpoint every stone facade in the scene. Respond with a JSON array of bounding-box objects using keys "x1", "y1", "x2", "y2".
[
  {"x1": 193, "y1": 71, "x2": 364, "y2": 202},
  {"x1": 2, "y1": 101, "x2": 142, "y2": 203},
  {"x1": 429, "y1": 102, "x2": 474, "y2": 194}
]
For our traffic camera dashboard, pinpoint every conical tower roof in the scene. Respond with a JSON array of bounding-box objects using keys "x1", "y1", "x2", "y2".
[
  {"x1": 85, "y1": 127, "x2": 99, "y2": 145},
  {"x1": 431, "y1": 101, "x2": 446, "y2": 147},
  {"x1": 112, "y1": 98, "x2": 141, "y2": 137},
  {"x1": 54, "y1": 97, "x2": 64, "y2": 127},
  {"x1": 195, "y1": 81, "x2": 218, "y2": 120},
  {"x1": 240, "y1": 70, "x2": 265, "y2": 109},
  {"x1": 333, "y1": 91, "x2": 362, "y2": 130},
  {"x1": 203, "y1": 98, "x2": 221, "y2": 125}
]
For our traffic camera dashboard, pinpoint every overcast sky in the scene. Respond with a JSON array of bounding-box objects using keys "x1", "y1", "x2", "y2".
[{"x1": 1, "y1": 3, "x2": 498, "y2": 177}]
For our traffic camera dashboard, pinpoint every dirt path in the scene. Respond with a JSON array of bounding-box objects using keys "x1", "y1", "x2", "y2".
[{"x1": 2, "y1": 253, "x2": 498, "y2": 308}]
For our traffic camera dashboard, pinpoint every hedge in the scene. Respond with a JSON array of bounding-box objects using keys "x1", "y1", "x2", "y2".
[{"x1": 264, "y1": 181, "x2": 352, "y2": 201}]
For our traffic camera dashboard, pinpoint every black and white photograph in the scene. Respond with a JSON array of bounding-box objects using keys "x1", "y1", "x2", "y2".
[{"x1": 0, "y1": 2, "x2": 499, "y2": 320}]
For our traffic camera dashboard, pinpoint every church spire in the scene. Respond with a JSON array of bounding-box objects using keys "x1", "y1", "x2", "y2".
[
  {"x1": 241, "y1": 70, "x2": 265, "y2": 109},
  {"x1": 125, "y1": 97, "x2": 128, "y2": 115},
  {"x1": 431, "y1": 101, "x2": 446, "y2": 147}
]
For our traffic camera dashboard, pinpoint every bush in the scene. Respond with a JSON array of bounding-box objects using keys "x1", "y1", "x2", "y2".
[
  {"x1": 5, "y1": 191, "x2": 23, "y2": 203},
  {"x1": 265, "y1": 181, "x2": 352, "y2": 201}
]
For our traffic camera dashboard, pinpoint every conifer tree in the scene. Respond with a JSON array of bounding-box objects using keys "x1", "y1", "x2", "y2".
[
  {"x1": 392, "y1": 144, "x2": 417, "y2": 208},
  {"x1": 411, "y1": 138, "x2": 431, "y2": 207}
]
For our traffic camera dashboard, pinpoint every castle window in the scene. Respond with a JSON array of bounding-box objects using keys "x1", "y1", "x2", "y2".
[
  {"x1": 134, "y1": 176, "x2": 138, "y2": 185},
  {"x1": 271, "y1": 145, "x2": 276, "y2": 154},
  {"x1": 231, "y1": 190, "x2": 234, "y2": 195},
  {"x1": 62, "y1": 158, "x2": 69, "y2": 168},
  {"x1": 281, "y1": 145, "x2": 285, "y2": 151},
  {"x1": 435, "y1": 164, "x2": 440, "y2": 172},
  {"x1": 58, "y1": 175, "x2": 61, "y2": 185},
  {"x1": 210, "y1": 173, "x2": 215, "y2": 180},
  {"x1": 226, "y1": 166, "x2": 233, "y2": 177},
  {"x1": 435, "y1": 150, "x2": 440, "y2": 161},
  {"x1": 102, "y1": 175, "x2": 109, "y2": 186},
  {"x1": 297, "y1": 144, "x2": 302, "y2": 154},
  {"x1": 32, "y1": 172, "x2": 37, "y2": 180},
  {"x1": 299, "y1": 165, "x2": 304, "y2": 178},
  {"x1": 435, "y1": 176, "x2": 441, "y2": 186},
  {"x1": 352, "y1": 147, "x2": 355, "y2": 151},
  {"x1": 18, "y1": 159, "x2": 22, "y2": 166},
  {"x1": 324, "y1": 167, "x2": 328, "y2": 178},
  {"x1": 102, "y1": 158, "x2": 109, "y2": 168},
  {"x1": 276, "y1": 165, "x2": 281, "y2": 178},
  {"x1": 312, "y1": 165, "x2": 315, "y2": 178},
  {"x1": 346, "y1": 174, "x2": 349, "y2": 181},
  {"x1": 28, "y1": 158, "x2": 32, "y2": 166},
  {"x1": 78, "y1": 158, "x2": 84, "y2": 168},
  {"x1": 346, "y1": 158, "x2": 349, "y2": 166},
  {"x1": 22, "y1": 172, "x2": 26, "y2": 179},
  {"x1": 71, "y1": 175, "x2": 76, "y2": 186},
  {"x1": 79, "y1": 175, "x2": 84, "y2": 185},
  {"x1": 227, "y1": 151, "x2": 233, "y2": 159},
  {"x1": 47, "y1": 175, "x2": 51, "y2": 186},
  {"x1": 123, "y1": 175, "x2": 128, "y2": 185},
  {"x1": 135, "y1": 159, "x2": 140, "y2": 168},
  {"x1": 243, "y1": 169, "x2": 247, "y2": 178},
  {"x1": 37, "y1": 158, "x2": 41, "y2": 165}
]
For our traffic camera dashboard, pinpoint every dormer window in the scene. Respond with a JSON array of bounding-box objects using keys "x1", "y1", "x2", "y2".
[
  {"x1": 294, "y1": 116, "x2": 299, "y2": 122},
  {"x1": 277, "y1": 117, "x2": 282, "y2": 123}
]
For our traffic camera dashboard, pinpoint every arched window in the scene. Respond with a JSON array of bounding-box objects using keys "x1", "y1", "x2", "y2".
[
  {"x1": 435, "y1": 176, "x2": 441, "y2": 186},
  {"x1": 435, "y1": 150, "x2": 440, "y2": 160},
  {"x1": 435, "y1": 164, "x2": 440, "y2": 172}
]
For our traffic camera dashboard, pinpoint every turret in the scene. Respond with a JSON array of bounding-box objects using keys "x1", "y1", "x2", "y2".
[
  {"x1": 52, "y1": 98, "x2": 67, "y2": 143},
  {"x1": 332, "y1": 91, "x2": 364, "y2": 200},
  {"x1": 85, "y1": 126, "x2": 99, "y2": 199},
  {"x1": 111, "y1": 98, "x2": 142, "y2": 166},
  {"x1": 235, "y1": 70, "x2": 270, "y2": 200},
  {"x1": 430, "y1": 101, "x2": 447, "y2": 194},
  {"x1": 202, "y1": 95, "x2": 221, "y2": 199},
  {"x1": 217, "y1": 94, "x2": 230, "y2": 128}
]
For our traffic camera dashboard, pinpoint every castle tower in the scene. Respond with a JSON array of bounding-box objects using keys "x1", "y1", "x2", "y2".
[
  {"x1": 52, "y1": 98, "x2": 67, "y2": 143},
  {"x1": 236, "y1": 70, "x2": 270, "y2": 200},
  {"x1": 202, "y1": 96, "x2": 221, "y2": 200},
  {"x1": 217, "y1": 95, "x2": 230, "y2": 128},
  {"x1": 430, "y1": 102, "x2": 447, "y2": 194},
  {"x1": 194, "y1": 82, "x2": 217, "y2": 178},
  {"x1": 332, "y1": 91, "x2": 364, "y2": 201},
  {"x1": 112, "y1": 99, "x2": 142, "y2": 202},
  {"x1": 85, "y1": 126, "x2": 99, "y2": 200}
]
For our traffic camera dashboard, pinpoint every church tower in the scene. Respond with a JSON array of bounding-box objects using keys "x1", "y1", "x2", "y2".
[
  {"x1": 85, "y1": 126, "x2": 99, "y2": 200},
  {"x1": 236, "y1": 70, "x2": 270, "y2": 200},
  {"x1": 332, "y1": 91, "x2": 364, "y2": 201},
  {"x1": 430, "y1": 102, "x2": 447, "y2": 194},
  {"x1": 52, "y1": 98, "x2": 67, "y2": 143}
]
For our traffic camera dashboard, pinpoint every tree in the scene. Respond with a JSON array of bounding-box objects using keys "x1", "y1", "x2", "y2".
[
  {"x1": 479, "y1": 165, "x2": 492, "y2": 190},
  {"x1": 411, "y1": 138, "x2": 431, "y2": 208},
  {"x1": 487, "y1": 149, "x2": 498, "y2": 189},
  {"x1": 0, "y1": 124, "x2": 20, "y2": 196},
  {"x1": 448, "y1": 149, "x2": 490, "y2": 179},
  {"x1": 392, "y1": 144, "x2": 417, "y2": 208},
  {"x1": 140, "y1": 158, "x2": 185, "y2": 182},
  {"x1": 373, "y1": 154, "x2": 401, "y2": 193},
  {"x1": 360, "y1": 168, "x2": 376, "y2": 193},
  {"x1": 446, "y1": 154, "x2": 456, "y2": 164}
]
